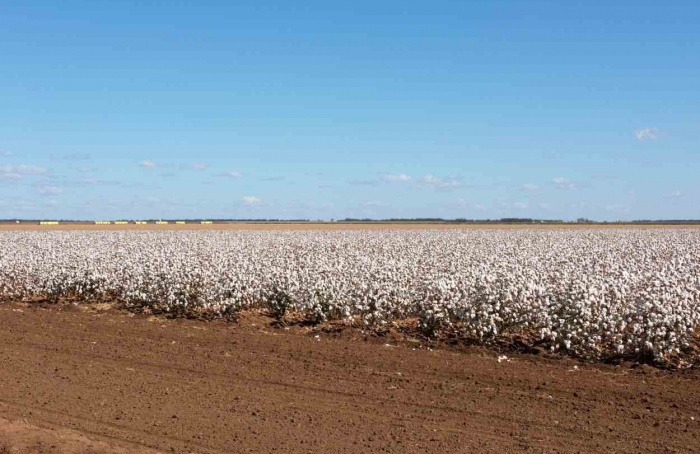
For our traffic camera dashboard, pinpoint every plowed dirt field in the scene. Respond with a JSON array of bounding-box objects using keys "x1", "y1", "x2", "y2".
[{"x1": 1, "y1": 301, "x2": 699, "y2": 453}]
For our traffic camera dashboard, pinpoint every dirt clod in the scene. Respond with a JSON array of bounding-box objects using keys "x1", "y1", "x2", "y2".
[{"x1": 1, "y1": 301, "x2": 700, "y2": 453}]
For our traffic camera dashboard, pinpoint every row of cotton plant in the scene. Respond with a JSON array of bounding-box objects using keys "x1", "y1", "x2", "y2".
[{"x1": 1, "y1": 229, "x2": 699, "y2": 364}]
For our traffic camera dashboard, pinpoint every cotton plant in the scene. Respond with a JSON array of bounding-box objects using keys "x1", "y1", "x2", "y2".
[{"x1": 1, "y1": 228, "x2": 699, "y2": 365}]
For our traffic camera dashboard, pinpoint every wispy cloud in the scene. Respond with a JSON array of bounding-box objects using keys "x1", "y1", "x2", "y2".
[
  {"x1": 635, "y1": 127, "x2": 658, "y2": 141},
  {"x1": 37, "y1": 185, "x2": 63, "y2": 196},
  {"x1": 380, "y1": 173, "x2": 411, "y2": 183},
  {"x1": 191, "y1": 163, "x2": 208, "y2": 170},
  {"x1": 349, "y1": 172, "x2": 411, "y2": 185},
  {"x1": 0, "y1": 151, "x2": 13, "y2": 157},
  {"x1": 362, "y1": 200, "x2": 384, "y2": 207},
  {"x1": 219, "y1": 171, "x2": 243, "y2": 178},
  {"x1": 1, "y1": 164, "x2": 46, "y2": 175},
  {"x1": 140, "y1": 160, "x2": 157, "y2": 168},
  {"x1": 520, "y1": 183, "x2": 540, "y2": 191},
  {"x1": 553, "y1": 177, "x2": 576, "y2": 190},
  {"x1": 0, "y1": 164, "x2": 47, "y2": 180},
  {"x1": 417, "y1": 174, "x2": 461, "y2": 190},
  {"x1": 241, "y1": 195, "x2": 262, "y2": 206},
  {"x1": 670, "y1": 190, "x2": 682, "y2": 198},
  {"x1": 514, "y1": 201, "x2": 529, "y2": 209},
  {"x1": 79, "y1": 177, "x2": 122, "y2": 186},
  {"x1": 0, "y1": 173, "x2": 21, "y2": 181}
]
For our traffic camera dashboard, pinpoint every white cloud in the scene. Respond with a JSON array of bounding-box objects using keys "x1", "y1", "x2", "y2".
[
  {"x1": 220, "y1": 171, "x2": 243, "y2": 178},
  {"x1": 0, "y1": 151, "x2": 13, "y2": 156},
  {"x1": 418, "y1": 174, "x2": 461, "y2": 190},
  {"x1": 0, "y1": 173, "x2": 21, "y2": 181},
  {"x1": 1, "y1": 165, "x2": 46, "y2": 182},
  {"x1": 349, "y1": 173, "x2": 411, "y2": 185},
  {"x1": 362, "y1": 200, "x2": 384, "y2": 207},
  {"x1": 520, "y1": 183, "x2": 540, "y2": 191},
  {"x1": 241, "y1": 195, "x2": 261, "y2": 206},
  {"x1": 0, "y1": 164, "x2": 46, "y2": 176},
  {"x1": 140, "y1": 160, "x2": 157, "y2": 168},
  {"x1": 192, "y1": 163, "x2": 208, "y2": 170},
  {"x1": 420, "y1": 174, "x2": 439, "y2": 184},
  {"x1": 671, "y1": 190, "x2": 682, "y2": 198},
  {"x1": 553, "y1": 177, "x2": 576, "y2": 190},
  {"x1": 381, "y1": 173, "x2": 411, "y2": 183},
  {"x1": 514, "y1": 202, "x2": 529, "y2": 209},
  {"x1": 37, "y1": 185, "x2": 63, "y2": 196},
  {"x1": 79, "y1": 177, "x2": 121, "y2": 187},
  {"x1": 635, "y1": 127, "x2": 658, "y2": 141},
  {"x1": 21, "y1": 165, "x2": 46, "y2": 174}
]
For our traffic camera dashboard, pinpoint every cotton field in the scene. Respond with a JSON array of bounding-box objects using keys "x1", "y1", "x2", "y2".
[{"x1": 1, "y1": 229, "x2": 699, "y2": 365}]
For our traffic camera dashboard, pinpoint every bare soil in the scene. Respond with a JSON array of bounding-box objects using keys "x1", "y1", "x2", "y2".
[{"x1": 1, "y1": 301, "x2": 699, "y2": 453}]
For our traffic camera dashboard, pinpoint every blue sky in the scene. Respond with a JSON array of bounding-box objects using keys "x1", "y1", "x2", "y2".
[{"x1": 1, "y1": 1, "x2": 698, "y2": 220}]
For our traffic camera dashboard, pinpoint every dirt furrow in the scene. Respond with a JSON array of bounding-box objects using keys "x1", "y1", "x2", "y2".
[{"x1": 1, "y1": 302, "x2": 699, "y2": 453}]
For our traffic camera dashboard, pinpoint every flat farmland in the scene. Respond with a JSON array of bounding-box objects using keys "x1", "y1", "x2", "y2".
[
  {"x1": 2, "y1": 226, "x2": 700, "y2": 453},
  {"x1": 1, "y1": 302, "x2": 700, "y2": 454},
  {"x1": 1, "y1": 222, "x2": 700, "y2": 231}
]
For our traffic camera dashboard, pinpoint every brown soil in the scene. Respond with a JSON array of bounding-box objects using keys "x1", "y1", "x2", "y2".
[
  {"x1": 0, "y1": 416, "x2": 161, "y2": 454},
  {"x1": 1, "y1": 302, "x2": 699, "y2": 453}
]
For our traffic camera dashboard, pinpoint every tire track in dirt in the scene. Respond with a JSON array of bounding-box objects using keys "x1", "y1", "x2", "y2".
[{"x1": 1, "y1": 302, "x2": 700, "y2": 453}]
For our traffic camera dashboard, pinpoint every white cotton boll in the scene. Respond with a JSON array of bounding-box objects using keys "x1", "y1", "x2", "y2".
[{"x1": 1, "y1": 228, "x2": 698, "y2": 365}]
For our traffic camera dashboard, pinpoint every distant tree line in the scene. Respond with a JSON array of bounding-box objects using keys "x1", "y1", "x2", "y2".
[{"x1": 2, "y1": 218, "x2": 700, "y2": 225}]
